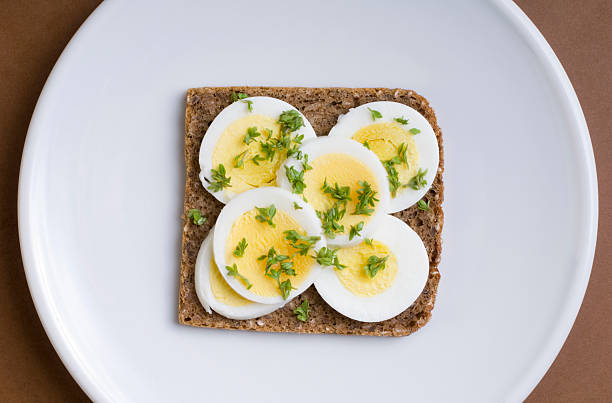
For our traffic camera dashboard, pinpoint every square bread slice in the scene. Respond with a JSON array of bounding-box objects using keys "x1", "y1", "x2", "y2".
[{"x1": 179, "y1": 87, "x2": 444, "y2": 336}]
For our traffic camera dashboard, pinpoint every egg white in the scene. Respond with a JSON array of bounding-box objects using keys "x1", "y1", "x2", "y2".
[
  {"x1": 194, "y1": 228, "x2": 283, "y2": 319},
  {"x1": 328, "y1": 101, "x2": 439, "y2": 212},
  {"x1": 199, "y1": 96, "x2": 317, "y2": 203},
  {"x1": 314, "y1": 214, "x2": 429, "y2": 323},
  {"x1": 213, "y1": 187, "x2": 326, "y2": 304},
  {"x1": 277, "y1": 136, "x2": 391, "y2": 246}
]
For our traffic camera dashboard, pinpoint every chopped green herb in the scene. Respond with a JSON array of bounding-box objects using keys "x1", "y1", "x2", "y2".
[
  {"x1": 276, "y1": 132, "x2": 292, "y2": 150},
  {"x1": 364, "y1": 255, "x2": 389, "y2": 278},
  {"x1": 285, "y1": 166, "x2": 306, "y2": 194},
  {"x1": 187, "y1": 209, "x2": 206, "y2": 225},
  {"x1": 349, "y1": 221, "x2": 364, "y2": 241},
  {"x1": 383, "y1": 159, "x2": 401, "y2": 197},
  {"x1": 251, "y1": 154, "x2": 264, "y2": 165},
  {"x1": 397, "y1": 143, "x2": 408, "y2": 165},
  {"x1": 321, "y1": 179, "x2": 351, "y2": 206},
  {"x1": 255, "y1": 204, "x2": 277, "y2": 227},
  {"x1": 259, "y1": 247, "x2": 296, "y2": 299},
  {"x1": 286, "y1": 144, "x2": 302, "y2": 159},
  {"x1": 364, "y1": 238, "x2": 373, "y2": 246},
  {"x1": 293, "y1": 202, "x2": 303, "y2": 210},
  {"x1": 233, "y1": 238, "x2": 248, "y2": 257},
  {"x1": 279, "y1": 279, "x2": 295, "y2": 299},
  {"x1": 409, "y1": 128, "x2": 421, "y2": 135},
  {"x1": 230, "y1": 91, "x2": 248, "y2": 102},
  {"x1": 233, "y1": 150, "x2": 247, "y2": 168},
  {"x1": 317, "y1": 203, "x2": 346, "y2": 238},
  {"x1": 278, "y1": 110, "x2": 304, "y2": 134},
  {"x1": 302, "y1": 154, "x2": 312, "y2": 171},
  {"x1": 407, "y1": 168, "x2": 428, "y2": 190},
  {"x1": 368, "y1": 107, "x2": 382, "y2": 120},
  {"x1": 284, "y1": 230, "x2": 320, "y2": 256},
  {"x1": 293, "y1": 299, "x2": 309, "y2": 322},
  {"x1": 258, "y1": 247, "x2": 289, "y2": 273},
  {"x1": 243, "y1": 99, "x2": 253, "y2": 112},
  {"x1": 394, "y1": 116, "x2": 409, "y2": 125},
  {"x1": 208, "y1": 164, "x2": 231, "y2": 192},
  {"x1": 259, "y1": 140, "x2": 277, "y2": 161},
  {"x1": 244, "y1": 127, "x2": 261, "y2": 145},
  {"x1": 312, "y1": 247, "x2": 346, "y2": 270},
  {"x1": 417, "y1": 199, "x2": 431, "y2": 211},
  {"x1": 279, "y1": 261, "x2": 296, "y2": 276},
  {"x1": 363, "y1": 141, "x2": 371, "y2": 150},
  {"x1": 352, "y1": 181, "x2": 379, "y2": 216},
  {"x1": 225, "y1": 263, "x2": 253, "y2": 289}
]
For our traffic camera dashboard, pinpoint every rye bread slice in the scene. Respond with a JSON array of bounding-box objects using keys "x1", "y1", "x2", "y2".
[{"x1": 179, "y1": 87, "x2": 444, "y2": 336}]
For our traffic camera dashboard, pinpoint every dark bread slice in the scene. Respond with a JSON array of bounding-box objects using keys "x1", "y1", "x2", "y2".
[{"x1": 179, "y1": 87, "x2": 444, "y2": 336}]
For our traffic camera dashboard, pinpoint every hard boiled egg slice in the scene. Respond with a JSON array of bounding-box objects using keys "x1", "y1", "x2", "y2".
[
  {"x1": 213, "y1": 187, "x2": 326, "y2": 305},
  {"x1": 277, "y1": 136, "x2": 390, "y2": 246},
  {"x1": 314, "y1": 214, "x2": 429, "y2": 322},
  {"x1": 328, "y1": 101, "x2": 439, "y2": 212},
  {"x1": 199, "y1": 96, "x2": 317, "y2": 203},
  {"x1": 195, "y1": 228, "x2": 283, "y2": 319}
]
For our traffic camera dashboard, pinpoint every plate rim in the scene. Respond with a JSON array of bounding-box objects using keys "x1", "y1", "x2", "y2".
[{"x1": 17, "y1": 1, "x2": 598, "y2": 402}]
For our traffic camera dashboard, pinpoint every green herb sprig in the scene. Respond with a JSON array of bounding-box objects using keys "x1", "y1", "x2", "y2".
[
  {"x1": 302, "y1": 154, "x2": 312, "y2": 171},
  {"x1": 321, "y1": 179, "x2": 351, "y2": 206},
  {"x1": 312, "y1": 247, "x2": 346, "y2": 270},
  {"x1": 352, "y1": 181, "x2": 379, "y2": 216},
  {"x1": 383, "y1": 159, "x2": 401, "y2": 197},
  {"x1": 294, "y1": 299, "x2": 309, "y2": 322},
  {"x1": 258, "y1": 247, "x2": 296, "y2": 299},
  {"x1": 285, "y1": 166, "x2": 306, "y2": 194},
  {"x1": 278, "y1": 110, "x2": 304, "y2": 134},
  {"x1": 225, "y1": 263, "x2": 253, "y2": 289},
  {"x1": 364, "y1": 255, "x2": 389, "y2": 278},
  {"x1": 187, "y1": 209, "x2": 206, "y2": 225},
  {"x1": 230, "y1": 91, "x2": 252, "y2": 112},
  {"x1": 284, "y1": 230, "x2": 320, "y2": 256},
  {"x1": 417, "y1": 199, "x2": 431, "y2": 211},
  {"x1": 407, "y1": 168, "x2": 428, "y2": 190},
  {"x1": 368, "y1": 107, "x2": 382, "y2": 121},
  {"x1": 255, "y1": 204, "x2": 277, "y2": 227},
  {"x1": 233, "y1": 150, "x2": 247, "y2": 168},
  {"x1": 394, "y1": 116, "x2": 409, "y2": 125},
  {"x1": 208, "y1": 164, "x2": 231, "y2": 192},
  {"x1": 317, "y1": 203, "x2": 346, "y2": 238},
  {"x1": 244, "y1": 127, "x2": 261, "y2": 145},
  {"x1": 233, "y1": 238, "x2": 248, "y2": 257},
  {"x1": 349, "y1": 221, "x2": 364, "y2": 241}
]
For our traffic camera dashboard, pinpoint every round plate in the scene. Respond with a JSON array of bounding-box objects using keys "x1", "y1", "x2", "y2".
[{"x1": 18, "y1": 1, "x2": 597, "y2": 402}]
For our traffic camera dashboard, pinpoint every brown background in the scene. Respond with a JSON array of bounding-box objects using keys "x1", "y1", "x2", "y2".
[{"x1": 0, "y1": 1, "x2": 610, "y2": 401}]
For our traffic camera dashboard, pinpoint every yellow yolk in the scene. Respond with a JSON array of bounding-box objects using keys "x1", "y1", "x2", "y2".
[
  {"x1": 303, "y1": 153, "x2": 380, "y2": 232},
  {"x1": 212, "y1": 115, "x2": 283, "y2": 195},
  {"x1": 352, "y1": 123, "x2": 419, "y2": 197},
  {"x1": 209, "y1": 258, "x2": 252, "y2": 306},
  {"x1": 224, "y1": 209, "x2": 314, "y2": 297},
  {"x1": 335, "y1": 240, "x2": 398, "y2": 296}
]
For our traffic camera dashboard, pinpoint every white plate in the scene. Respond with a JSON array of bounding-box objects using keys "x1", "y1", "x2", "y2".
[{"x1": 18, "y1": 1, "x2": 597, "y2": 402}]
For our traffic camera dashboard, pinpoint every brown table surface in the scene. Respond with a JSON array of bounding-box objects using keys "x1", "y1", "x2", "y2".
[{"x1": 1, "y1": 1, "x2": 610, "y2": 401}]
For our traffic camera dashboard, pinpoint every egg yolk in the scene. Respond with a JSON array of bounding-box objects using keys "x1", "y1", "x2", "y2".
[
  {"x1": 303, "y1": 153, "x2": 380, "y2": 232},
  {"x1": 209, "y1": 258, "x2": 252, "y2": 306},
  {"x1": 335, "y1": 240, "x2": 398, "y2": 296},
  {"x1": 351, "y1": 123, "x2": 419, "y2": 197},
  {"x1": 212, "y1": 115, "x2": 284, "y2": 195},
  {"x1": 224, "y1": 209, "x2": 314, "y2": 297}
]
